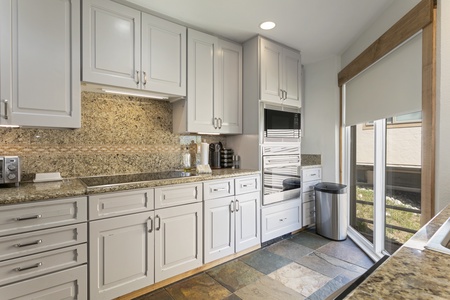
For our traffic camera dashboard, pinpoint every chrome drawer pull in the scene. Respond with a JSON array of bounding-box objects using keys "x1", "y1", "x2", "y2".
[
  {"x1": 15, "y1": 262, "x2": 42, "y2": 272},
  {"x1": 15, "y1": 239, "x2": 42, "y2": 248},
  {"x1": 235, "y1": 200, "x2": 240, "y2": 211},
  {"x1": 15, "y1": 214, "x2": 42, "y2": 221},
  {"x1": 279, "y1": 217, "x2": 287, "y2": 222},
  {"x1": 230, "y1": 200, "x2": 234, "y2": 213},
  {"x1": 213, "y1": 188, "x2": 226, "y2": 192}
]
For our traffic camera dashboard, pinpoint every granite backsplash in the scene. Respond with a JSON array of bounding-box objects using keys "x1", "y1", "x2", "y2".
[{"x1": 0, "y1": 92, "x2": 225, "y2": 181}]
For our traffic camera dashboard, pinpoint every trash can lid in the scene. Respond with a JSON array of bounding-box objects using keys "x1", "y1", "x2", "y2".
[{"x1": 314, "y1": 182, "x2": 347, "y2": 194}]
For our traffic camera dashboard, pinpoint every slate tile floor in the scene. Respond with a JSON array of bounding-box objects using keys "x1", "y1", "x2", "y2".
[{"x1": 134, "y1": 229, "x2": 374, "y2": 300}]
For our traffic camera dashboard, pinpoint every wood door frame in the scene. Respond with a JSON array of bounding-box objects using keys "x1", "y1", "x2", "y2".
[{"x1": 338, "y1": 0, "x2": 436, "y2": 224}]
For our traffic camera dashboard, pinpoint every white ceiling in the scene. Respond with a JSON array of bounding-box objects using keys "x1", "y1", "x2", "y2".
[{"x1": 118, "y1": 0, "x2": 394, "y2": 64}]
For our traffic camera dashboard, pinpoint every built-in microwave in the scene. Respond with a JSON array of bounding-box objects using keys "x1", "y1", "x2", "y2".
[{"x1": 263, "y1": 104, "x2": 301, "y2": 143}]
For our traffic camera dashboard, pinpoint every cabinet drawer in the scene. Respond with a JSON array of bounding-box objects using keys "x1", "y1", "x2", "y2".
[
  {"x1": 203, "y1": 179, "x2": 234, "y2": 200},
  {"x1": 0, "y1": 265, "x2": 87, "y2": 300},
  {"x1": 302, "y1": 191, "x2": 315, "y2": 203},
  {"x1": 0, "y1": 197, "x2": 87, "y2": 237},
  {"x1": 302, "y1": 168, "x2": 322, "y2": 182},
  {"x1": 261, "y1": 200, "x2": 301, "y2": 242},
  {"x1": 235, "y1": 175, "x2": 260, "y2": 195},
  {"x1": 303, "y1": 201, "x2": 316, "y2": 226},
  {"x1": 0, "y1": 223, "x2": 87, "y2": 262},
  {"x1": 0, "y1": 244, "x2": 87, "y2": 286},
  {"x1": 302, "y1": 180, "x2": 321, "y2": 193},
  {"x1": 89, "y1": 188, "x2": 154, "y2": 220},
  {"x1": 155, "y1": 182, "x2": 202, "y2": 209}
]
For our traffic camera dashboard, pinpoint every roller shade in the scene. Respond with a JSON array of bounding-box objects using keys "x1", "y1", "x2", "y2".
[{"x1": 344, "y1": 32, "x2": 422, "y2": 126}]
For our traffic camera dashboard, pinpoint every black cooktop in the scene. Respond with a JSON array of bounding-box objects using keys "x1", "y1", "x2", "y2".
[{"x1": 79, "y1": 171, "x2": 195, "y2": 188}]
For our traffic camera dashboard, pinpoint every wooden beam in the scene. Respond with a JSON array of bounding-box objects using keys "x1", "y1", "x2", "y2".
[
  {"x1": 338, "y1": 0, "x2": 434, "y2": 86},
  {"x1": 420, "y1": 7, "x2": 436, "y2": 225}
]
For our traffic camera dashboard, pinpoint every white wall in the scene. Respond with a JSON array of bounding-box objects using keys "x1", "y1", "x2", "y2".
[
  {"x1": 435, "y1": 0, "x2": 450, "y2": 212},
  {"x1": 302, "y1": 56, "x2": 340, "y2": 182}
]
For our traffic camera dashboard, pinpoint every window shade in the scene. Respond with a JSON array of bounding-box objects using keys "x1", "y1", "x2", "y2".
[{"x1": 344, "y1": 32, "x2": 422, "y2": 126}]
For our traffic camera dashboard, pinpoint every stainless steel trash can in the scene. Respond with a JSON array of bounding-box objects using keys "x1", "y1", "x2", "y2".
[{"x1": 314, "y1": 182, "x2": 348, "y2": 241}]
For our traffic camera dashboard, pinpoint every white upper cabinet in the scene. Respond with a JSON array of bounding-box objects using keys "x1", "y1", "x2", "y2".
[
  {"x1": 173, "y1": 28, "x2": 242, "y2": 134},
  {"x1": 82, "y1": 0, "x2": 186, "y2": 96},
  {"x1": 186, "y1": 28, "x2": 218, "y2": 133},
  {"x1": 0, "y1": 0, "x2": 81, "y2": 128},
  {"x1": 82, "y1": 0, "x2": 140, "y2": 89},
  {"x1": 141, "y1": 14, "x2": 186, "y2": 96},
  {"x1": 217, "y1": 39, "x2": 242, "y2": 134},
  {"x1": 260, "y1": 37, "x2": 301, "y2": 107}
]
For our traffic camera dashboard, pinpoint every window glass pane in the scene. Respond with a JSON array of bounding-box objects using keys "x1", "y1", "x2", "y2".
[
  {"x1": 350, "y1": 123, "x2": 375, "y2": 245},
  {"x1": 385, "y1": 114, "x2": 422, "y2": 254},
  {"x1": 393, "y1": 111, "x2": 422, "y2": 123}
]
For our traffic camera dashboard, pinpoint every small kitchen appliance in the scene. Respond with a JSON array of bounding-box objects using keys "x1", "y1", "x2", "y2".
[{"x1": 0, "y1": 156, "x2": 20, "y2": 186}]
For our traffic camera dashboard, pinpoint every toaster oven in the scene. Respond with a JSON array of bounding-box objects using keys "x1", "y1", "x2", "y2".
[{"x1": 0, "y1": 156, "x2": 20, "y2": 185}]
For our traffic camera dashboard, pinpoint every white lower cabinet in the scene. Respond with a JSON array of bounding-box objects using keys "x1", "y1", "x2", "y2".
[
  {"x1": 261, "y1": 199, "x2": 302, "y2": 242},
  {"x1": 154, "y1": 202, "x2": 203, "y2": 281},
  {"x1": 204, "y1": 176, "x2": 261, "y2": 263},
  {"x1": 301, "y1": 166, "x2": 322, "y2": 226},
  {"x1": 0, "y1": 197, "x2": 88, "y2": 300},
  {"x1": 235, "y1": 192, "x2": 261, "y2": 252},
  {"x1": 204, "y1": 196, "x2": 235, "y2": 262},
  {"x1": 89, "y1": 211, "x2": 155, "y2": 300},
  {"x1": 0, "y1": 265, "x2": 87, "y2": 300}
]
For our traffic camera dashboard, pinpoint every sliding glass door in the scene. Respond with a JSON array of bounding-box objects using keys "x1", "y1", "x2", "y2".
[{"x1": 345, "y1": 113, "x2": 422, "y2": 258}]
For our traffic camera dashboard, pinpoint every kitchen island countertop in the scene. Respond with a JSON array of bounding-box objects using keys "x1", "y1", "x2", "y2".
[
  {"x1": 0, "y1": 169, "x2": 260, "y2": 205},
  {"x1": 345, "y1": 204, "x2": 450, "y2": 299}
]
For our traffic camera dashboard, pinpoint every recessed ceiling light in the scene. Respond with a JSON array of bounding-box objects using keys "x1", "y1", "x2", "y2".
[{"x1": 260, "y1": 21, "x2": 276, "y2": 30}]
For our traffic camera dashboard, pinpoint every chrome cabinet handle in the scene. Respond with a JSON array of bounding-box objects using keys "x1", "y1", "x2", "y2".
[
  {"x1": 194, "y1": 186, "x2": 198, "y2": 198},
  {"x1": 155, "y1": 215, "x2": 161, "y2": 231},
  {"x1": 213, "y1": 188, "x2": 226, "y2": 192},
  {"x1": 218, "y1": 118, "x2": 222, "y2": 129},
  {"x1": 15, "y1": 239, "x2": 42, "y2": 248},
  {"x1": 2, "y1": 99, "x2": 8, "y2": 120},
  {"x1": 15, "y1": 215, "x2": 42, "y2": 221},
  {"x1": 235, "y1": 200, "x2": 240, "y2": 212},
  {"x1": 213, "y1": 118, "x2": 218, "y2": 129},
  {"x1": 15, "y1": 262, "x2": 42, "y2": 272},
  {"x1": 136, "y1": 71, "x2": 140, "y2": 85},
  {"x1": 279, "y1": 217, "x2": 287, "y2": 222},
  {"x1": 230, "y1": 200, "x2": 234, "y2": 213},
  {"x1": 143, "y1": 71, "x2": 147, "y2": 86},
  {"x1": 228, "y1": 182, "x2": 231, "y2": 193},
  {"x1": 148, "y1": 216, "x2": 153, "y2": 233}
]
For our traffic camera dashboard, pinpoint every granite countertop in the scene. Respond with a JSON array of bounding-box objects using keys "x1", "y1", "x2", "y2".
[
  {"x1": 345, "y1": 204, "x2": 450, "y2": 299},
  {"x1": 0, "y1": 169, "x2": 260, "y2": 205}
]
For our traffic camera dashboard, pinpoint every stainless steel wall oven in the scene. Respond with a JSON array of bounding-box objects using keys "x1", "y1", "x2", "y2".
[{"x1": 262, "y1": 144, "x2": 301, "y2": 206}]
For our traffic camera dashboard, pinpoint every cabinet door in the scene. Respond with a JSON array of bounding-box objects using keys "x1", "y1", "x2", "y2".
[
  {"x1": 235, "y1": 192, "x2": 260, "y2": 252},
  {"x1": 155, "y1": 202, "x2": 202, "y2": 282},
  {"x1": 89, "y1": 212, "x2": 154, "y2": 300},
  {"x1": 260, "y1": 38, "x2": 283, "y2": 103},
  {"x1": 204, "y1": 196, "x2": 235, "y2": 263},
  {"x1": 141, "y1": 13, "x2": 186, "y2": 96},
  {"x1": 216, "y1": 39, "x2": 242, "y2": 134},
  {"x1": 82, "y1": 0, "x2": 140, "y2": 89},
  {"x1": 187, "y1": 28, "x2": 219, "y2": 133},
  {"x1": 0, "y1": 0, "x2": 81, "y2": 128},
  {"x1": 283, "y1": 47, "x2": 301, "y2": 107}
]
